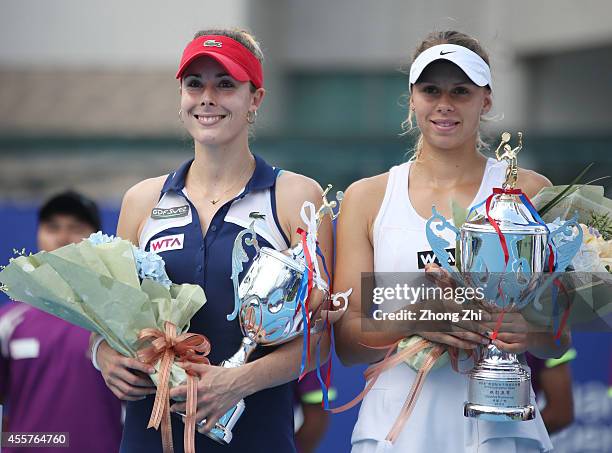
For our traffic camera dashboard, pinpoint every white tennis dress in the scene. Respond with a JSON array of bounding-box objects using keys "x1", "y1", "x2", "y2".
[{"x1": 351, "y1": 158, "x2": 553, "y2": 453}]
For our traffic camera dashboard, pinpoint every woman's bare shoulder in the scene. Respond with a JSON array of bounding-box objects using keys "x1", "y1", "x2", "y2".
[
  {"x1": 275, "y1": 170, "x2": 323, "y2": 205},
  {"x1": 343, "y1": 172, "x2": 390, "y2": 210},
  {"x1": 517, "y1": 168, "x2": 552, "y2": 198},
  {"x1": 339, "y1": 172, "x2": 390, "y2": 239},
  {"x1": 123, "y1": 175, "x2": 167, "y2": 210},
  {"x1": 118, "y1": 175, "x2": 167, "y2": 243}
]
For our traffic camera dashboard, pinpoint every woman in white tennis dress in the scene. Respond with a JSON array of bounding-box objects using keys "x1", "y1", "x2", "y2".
[{"x1": 333, "y1": 30, "x2": 568, "y2": 453}]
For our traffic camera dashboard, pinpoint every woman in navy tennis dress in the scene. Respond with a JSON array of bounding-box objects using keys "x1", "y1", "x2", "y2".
[{"x1": 92, "y1": 28, "x2": 332, "y2": 453}]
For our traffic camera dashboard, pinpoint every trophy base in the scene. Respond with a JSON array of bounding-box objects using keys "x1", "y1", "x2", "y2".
[
  {"x1": 177, "y1": 399, "x2": 245, "y2": 445},
  {"x1": 464, "y1": 344, "x2": 535, "y2": 422},
  {"x1": 203, "y1": 399, "x2": 245, "y2": 445},
  {"x1": 464, "y1": 403, "x2": 535, "y2": 422}
]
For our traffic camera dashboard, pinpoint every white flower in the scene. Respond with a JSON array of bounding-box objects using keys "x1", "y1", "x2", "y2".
[{"x1": 567, "y1": 223, "x2": 611, "y2": 273}]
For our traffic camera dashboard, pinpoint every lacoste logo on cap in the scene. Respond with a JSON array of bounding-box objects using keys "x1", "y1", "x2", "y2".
[
  {"x1": 440, "y1": 50, "x2": 456, "y2": 55},
  {"x1": 203, "y1": 39, "x2": 222, "y2": 48}
]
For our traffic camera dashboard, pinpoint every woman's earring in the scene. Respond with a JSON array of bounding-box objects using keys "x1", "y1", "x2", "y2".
[
  {"x1": 246, "y1": 110, "x2": 257, "y2": 124},
  {"x1": 178, "y1": 109, "x2": 184, "y2": 123}
]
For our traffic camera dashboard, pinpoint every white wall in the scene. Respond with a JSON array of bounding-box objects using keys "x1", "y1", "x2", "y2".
[
  {"x1": 1, "y1": 0, "x2": 611, "y2": 135},
  {"x1": 280, "y1": 0, "x2": 612, "y2": 67},
  {"x1": 0, "y1": 0, "x2": 248, "y2": 68}
]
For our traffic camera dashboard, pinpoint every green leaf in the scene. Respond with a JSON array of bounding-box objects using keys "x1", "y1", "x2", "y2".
[{"x1": 537, "y1": 163, "x2": 594, "y2": 217}]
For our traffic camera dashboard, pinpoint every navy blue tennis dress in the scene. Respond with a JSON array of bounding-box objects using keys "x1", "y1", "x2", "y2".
[{"x1": 120, "y1": 155, "x2": 297, "y2": 453}]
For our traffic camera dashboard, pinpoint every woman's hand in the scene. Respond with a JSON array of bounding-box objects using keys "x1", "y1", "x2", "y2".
[
  {"x1": 96, "y1": 340, "x2": 157, "y2": 401},
  {"x1": 168, "y1": 363, "x2": 251, "y2": 434},
  {"x1": 483, "y1": 308, "x2": 531, "y2": 354},
  {"x1": 417, "y1": 330, "x2": 489, "y2": 350},
  {"x1": 421, "y1": 263, "x2": 491, "y2": 349}
]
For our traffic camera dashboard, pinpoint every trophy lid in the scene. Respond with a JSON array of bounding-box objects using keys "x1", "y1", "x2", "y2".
[{"x1": 463, "y1": 192, "x2": 548, "y2": 235}]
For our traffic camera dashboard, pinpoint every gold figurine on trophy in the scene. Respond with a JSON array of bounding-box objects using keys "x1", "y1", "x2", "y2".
[
  {"x1": 494, "y1": 131, "x2": 523, "y2": 189},
  {"x1": 316, "y1": 184, "x2": 344, "y2": 227}
]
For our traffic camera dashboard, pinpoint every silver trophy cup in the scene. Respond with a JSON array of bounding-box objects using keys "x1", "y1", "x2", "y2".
[{"x1": 425, "y1": 132, "x2": 582, "y2": 422}]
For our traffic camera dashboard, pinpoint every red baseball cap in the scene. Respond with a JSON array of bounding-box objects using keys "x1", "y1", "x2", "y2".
[{"x1": 176, "y1": 35, "x2": 264, "y2": 89}]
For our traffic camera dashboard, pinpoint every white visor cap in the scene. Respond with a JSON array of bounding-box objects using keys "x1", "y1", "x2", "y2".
[{"x1": 409, "y1": 44, "x2": 492, "y2": 92}]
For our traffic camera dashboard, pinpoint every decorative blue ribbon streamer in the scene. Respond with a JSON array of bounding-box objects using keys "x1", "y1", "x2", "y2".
[
  {"x1": 296, "y1": 271, "x2": 310, "y2": 380},
  {"x1": 315, "y1": 245, "x2": 332, "y2": 409}
]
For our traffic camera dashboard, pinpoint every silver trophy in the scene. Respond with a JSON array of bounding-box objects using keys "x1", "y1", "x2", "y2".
[
  {"x1": 425, "y1": 132, "x2": 582, "y2": 421},
  {"x1": 190, "y1": 186, "x2": 349, "y2": 444}
]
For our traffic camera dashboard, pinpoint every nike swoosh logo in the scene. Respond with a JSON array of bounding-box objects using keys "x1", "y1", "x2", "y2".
[{"x1": 440, "y1": 50, "x2": 455, "y2": 55}]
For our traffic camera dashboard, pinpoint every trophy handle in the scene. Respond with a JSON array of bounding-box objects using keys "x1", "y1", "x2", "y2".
[
  {"x1": 549, "y1": 214, "x2": 583, "y2": 272},
  {"x1": 228, "y1": 217, "x2": 261, "y2": 321},
  {"x1": 315, "y1": 288, "x2": 351, "y2": 328},
  {"x1": 425, "y1": 206, "x2": 460, "y2": 274}
]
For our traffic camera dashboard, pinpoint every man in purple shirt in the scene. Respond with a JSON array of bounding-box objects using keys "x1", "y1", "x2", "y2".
[{"x1": 0, "y1": 191, "x2": 123, "y2": 453}]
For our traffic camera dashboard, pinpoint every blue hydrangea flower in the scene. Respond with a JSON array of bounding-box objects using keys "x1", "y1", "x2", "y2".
[
  {"x1": 87, "y1": 231, "x2": 118, "y2": 245},
  {"x1": 131, "y1": 246, "x2": 172, "y2": 289},
  {"x1": 88, "y1": 231, "x2": 172, "y2": 289}
]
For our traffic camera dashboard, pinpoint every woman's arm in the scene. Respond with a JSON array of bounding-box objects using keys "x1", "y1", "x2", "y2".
[{"x1": 333, "y1": 176, "x2": 411, "y2": 366}]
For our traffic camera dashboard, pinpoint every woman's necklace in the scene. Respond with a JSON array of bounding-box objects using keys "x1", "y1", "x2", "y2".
[{"x1": 207, "y1": 157, "x2": 255, "y2": 205}]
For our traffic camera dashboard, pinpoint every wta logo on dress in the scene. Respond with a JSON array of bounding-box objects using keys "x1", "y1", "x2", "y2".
[
  {"x1": 417, "y1": 247, "x2": 455, "y2": 269},
  {"x1": 150, "y1": 234, "x2": 184, "y2": 253}
]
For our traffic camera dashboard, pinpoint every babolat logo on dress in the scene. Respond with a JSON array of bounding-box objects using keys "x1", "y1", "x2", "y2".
[
  {"x1": 151, "y1": 205, "x2": 189, "y2": 219},
  {"x1": 150, "y1": 234, "x2": 184, "y2": 253},
  {"x1": 417, "y1": 247, "x2": 456, "y2": 269},
  {"x1": 203, "y1": 39, "x2": 222, "y2": 48}
]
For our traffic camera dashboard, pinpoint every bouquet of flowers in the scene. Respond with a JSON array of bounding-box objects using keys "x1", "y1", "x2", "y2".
[
  {"x1": 532, "y1": 184, "x2": 611, "y2": 270},
  {"x1": 526, "y1": 185, "x2": 612, "y2": 330},
  {"x1": 0, "y1": 232, "x2": 208, "y2": 453}
]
